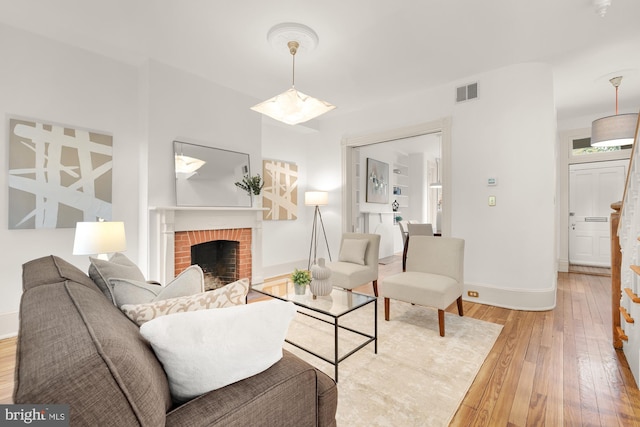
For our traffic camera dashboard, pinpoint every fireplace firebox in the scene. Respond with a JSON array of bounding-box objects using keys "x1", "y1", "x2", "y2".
[{"x1": 191, "y1": 240, "x2": 239, "y2": 291}]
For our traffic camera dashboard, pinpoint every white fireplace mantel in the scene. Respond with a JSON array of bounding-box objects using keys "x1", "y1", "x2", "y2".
[{"x1": 148, "y1": 206, "x2": 265, "y2": 285}]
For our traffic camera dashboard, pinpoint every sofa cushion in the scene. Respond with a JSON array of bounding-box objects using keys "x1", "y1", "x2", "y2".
[
  {"x1": 165, "y1": 351, "x2": 333, "y2": 427},
  {"x1": 89, "y1": 252, "x2": 146, "y2": 303},
  {"x1": 15, "y1": 280, "x2": 171, "y2": 426},
  {"x1": 110, "y1": 265, "x2": 204, "y2": 308},
  {"x1": 140, "y1": 299, "x2": 296, "y2": 403},
  {"x1": 22, "y1": 255, "x2": 98, "y2": 293},
  {"x1": 338, "y1": 238, "x2": 369, "y2": 265},
  {"x1": 121, "y1": 278, "x2": 250, "y2": 326}
]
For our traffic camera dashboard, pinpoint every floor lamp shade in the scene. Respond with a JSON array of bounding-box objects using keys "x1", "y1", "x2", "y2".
[
  {"x1": 591, "y1": 113, "x2": 638, "y2": 147},
  {"x1": 73, "y1": 221, "x2": 127, "y2": 257},
  {"x1": 305, "y1": 191, "x2": 328, "y2": 206}
]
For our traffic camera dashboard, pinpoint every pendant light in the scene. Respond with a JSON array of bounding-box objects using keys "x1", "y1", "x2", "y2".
[
  {"x1": 251, "y1": 23, "x2": 336, "y2": 125},
  {"x1": 591, "y1": 76, "x2": 638, "y2": 147}
]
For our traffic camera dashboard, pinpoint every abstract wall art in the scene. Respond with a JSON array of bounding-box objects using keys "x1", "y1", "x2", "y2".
[
  {"x1": 8, "y1": 118, "x2": 113, "y2": 229},
  {"x1": 366, "y1": 157, "x2": 389, "y2": 204},
  {"x1": 262, "y1": 159, "x2": 298, "y2": 220}
]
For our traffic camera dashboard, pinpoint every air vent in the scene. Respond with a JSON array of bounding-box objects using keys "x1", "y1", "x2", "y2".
[{"x1": 456, "y1": 82, "x2": 478, "y2": 103}]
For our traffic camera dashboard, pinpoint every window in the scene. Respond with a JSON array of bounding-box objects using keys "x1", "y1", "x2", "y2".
[{"x1": 572, "y1": 137, "x2": 631, "y2": 156}]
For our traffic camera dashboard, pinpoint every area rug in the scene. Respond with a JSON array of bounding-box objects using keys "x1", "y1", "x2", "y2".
[{"x1": 284, "y1": 299, "x2": 503, "y2": 427}]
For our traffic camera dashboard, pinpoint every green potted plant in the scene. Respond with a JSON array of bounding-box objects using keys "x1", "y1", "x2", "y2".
[
  {"x1": 291, "y1": 268, "x2": 311, "y2": 295},
  {"x1": 234, "y1": 174, "x2": 264, "y2": 196},
  {"x1": 235, "y1": 174, "x2": 264, "y2": 208}
]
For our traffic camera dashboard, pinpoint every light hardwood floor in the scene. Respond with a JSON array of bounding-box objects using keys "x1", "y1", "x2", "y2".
[{"x1": 1, "y1": 259, "x2": 639, "y2": 426}]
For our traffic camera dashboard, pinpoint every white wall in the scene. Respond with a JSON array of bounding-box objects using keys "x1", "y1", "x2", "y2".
[
  {"x1": 0, "y1": 24, "x2": 561, "y2": 339},
  {"x1": 320, "y1": 62, "x2": 558, "y2": 310},
  {"x1": 260, "y1": 121, "x2": 343, "y2": 277},
  {"x1": 146, "y1": 61, "x2": 261, "y2": 208},
  {"x1": 0, "y1": 24, "x2": 141, "y2": 337},
  {"x1": 144, "y1": 61, "x2": 262, "y2": 281},
  {"x1": 0, "y1": 27, "x2": 268, "y2": 337},
  {"x1": 451, "y1": 63, "x2": 557, "y2": 309}
]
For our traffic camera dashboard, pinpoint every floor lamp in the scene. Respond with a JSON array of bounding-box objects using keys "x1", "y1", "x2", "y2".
[{"x1": 305, "y1": 191, "x2": 331, "y2": 270}]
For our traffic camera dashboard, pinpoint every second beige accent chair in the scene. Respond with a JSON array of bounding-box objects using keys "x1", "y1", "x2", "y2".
[
  {"x1": 327, "y1": 233, "x2": 381, "y2": 296},
  {"x1": 381, "y1": 235, "x2": 465, "y2": 337}
]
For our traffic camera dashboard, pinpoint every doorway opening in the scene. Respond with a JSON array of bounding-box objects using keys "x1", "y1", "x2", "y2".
[
  {"x1": 559, "y1": 129, "x2": 630, "y2": 275},
  {"x1": 341, "y1": 119, "x2": 452, "y2": 259}
]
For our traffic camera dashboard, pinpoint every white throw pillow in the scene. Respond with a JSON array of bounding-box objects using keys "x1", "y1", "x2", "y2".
[
  {"x1": 121, "y1": 278, "x2": 250, "y2": 326},
  {"x1": 110, "y1": 265, "x2": 204, "y2": 308},
  {"x1": 139, "y1": 299, "x2": 297, "y2": 403},
  {"x1": 338, "y1": 239, "x2": 369, "y2": 265}
]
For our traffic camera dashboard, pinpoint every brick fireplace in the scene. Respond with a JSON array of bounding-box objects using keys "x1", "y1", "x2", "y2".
[
  {"x1": 174, "y1": 228, "x2": 252, "y2": 290},
  {"x1": 148, "y1": 207, "x2": 264, "y2": 287}
]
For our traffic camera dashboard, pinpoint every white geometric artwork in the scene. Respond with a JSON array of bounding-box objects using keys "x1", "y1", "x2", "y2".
[
  {"x1": 8, "y1": 118, "x2": 113, "y2": 229},
  {"x1": 262, "y1": 159, "x2": 298, "y2": 221}
]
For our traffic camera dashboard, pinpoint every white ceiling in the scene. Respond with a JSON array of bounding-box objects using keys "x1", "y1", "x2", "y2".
[{"x1": 1, "y1": 0, "x2": 639, "y2": 122}]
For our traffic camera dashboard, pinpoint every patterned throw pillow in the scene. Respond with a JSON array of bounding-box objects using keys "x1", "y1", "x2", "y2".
[{"x1": 121, "y1": 278, "x2": 250, "y2": 326}]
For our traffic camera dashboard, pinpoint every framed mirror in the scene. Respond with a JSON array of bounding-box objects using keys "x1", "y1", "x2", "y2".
[{"x1": 174, "y1": 141, "x2": 252, "y2": 207}]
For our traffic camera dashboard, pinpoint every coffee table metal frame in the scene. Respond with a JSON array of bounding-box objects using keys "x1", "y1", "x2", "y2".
[{"x1": 251, "y1": 282, "x2": 377, "y2": 382}]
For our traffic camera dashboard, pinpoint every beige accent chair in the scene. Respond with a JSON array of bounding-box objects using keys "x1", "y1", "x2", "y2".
[
  {"x1": 326, "y1": 233, "x2": 381, "y2": 296},
  {"x1": 381, "y1": 235, "x2": 465, "y2": 337},
  {"x1": 402, "y1": 223, "x2": 434, "y2": 270},
  {"x1": 398, "y1": 221, "x2": 409, "y2": 247},
  {"x1": 407, "y1": 223, "x2": 433, "y2": 236}
]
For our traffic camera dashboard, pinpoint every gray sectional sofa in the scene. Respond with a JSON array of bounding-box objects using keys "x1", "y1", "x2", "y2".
[{"x1": 13, "y1": 255, "x2": 337, "y2": 426}]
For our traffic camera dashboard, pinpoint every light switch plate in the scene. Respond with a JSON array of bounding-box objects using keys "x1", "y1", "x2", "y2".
[{"x1": 489, "y1": 196, "x2": 496, "y2": 206}]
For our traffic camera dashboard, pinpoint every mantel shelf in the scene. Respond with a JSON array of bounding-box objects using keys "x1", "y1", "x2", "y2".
[
  {"x1": 150, "y1": 206, "x2": 268, "y2": 212},
  {"x1": 360, "y1": 211, "x2": 398, "y2": 214}
]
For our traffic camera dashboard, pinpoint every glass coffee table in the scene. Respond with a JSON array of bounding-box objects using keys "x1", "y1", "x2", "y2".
[{"x1": 252, "y1": 281, "x2": 377, "y2": 382}]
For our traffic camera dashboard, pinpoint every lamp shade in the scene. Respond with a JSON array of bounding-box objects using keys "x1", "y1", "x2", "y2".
[
  {"x1": 251, "y1": 87, "x2": 336, "y2": 126},
  {"x1": 591, "y1": 113, "x2": 638, "y2": 147},
  {"x1": 73, "y1": 221, "x2": 127, "y2": 256},
  {"x1": 305, "y1": 191, "x2": 329, "y2": 206}
]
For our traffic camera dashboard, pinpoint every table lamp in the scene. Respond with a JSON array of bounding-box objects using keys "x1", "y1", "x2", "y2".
[{"x1": 73, "y1": 221, "x2": 127, "y2": 260}]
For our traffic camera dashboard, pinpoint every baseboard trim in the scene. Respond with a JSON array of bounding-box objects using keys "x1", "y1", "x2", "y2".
[
  {"x1": 261, "y1": 260, "x2": 307, "y2": 283},
  {"x1": 463, "y1": 281, "x2": 557, "y2": 311},
  {"x1": 557, "y1": 259, "x2": 569, "y2": 273},
  {"x1": 0, "y1": 311, "x2": 19, "y2": 339}
]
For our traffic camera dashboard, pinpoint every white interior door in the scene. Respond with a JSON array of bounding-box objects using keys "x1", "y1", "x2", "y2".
[{"x1": 569, "y1": 160, "x2": 626, "y2": 267}]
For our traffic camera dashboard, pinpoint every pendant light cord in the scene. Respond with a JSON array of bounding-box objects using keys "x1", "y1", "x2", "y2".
[
  {"x1": 288, "y1": 41, "x2": 299, "y2": 88},
  {"x1": 292, "y1": 53, "x2": 296, "y2": 87},
  {"x1": 609, "y1": 76, "x2": 623, "y2": 115}
]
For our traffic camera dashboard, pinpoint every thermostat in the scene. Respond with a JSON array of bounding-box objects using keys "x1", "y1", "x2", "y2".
[{"x1": 487, "y1": 177, "x2": 497, "y2": 186}]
